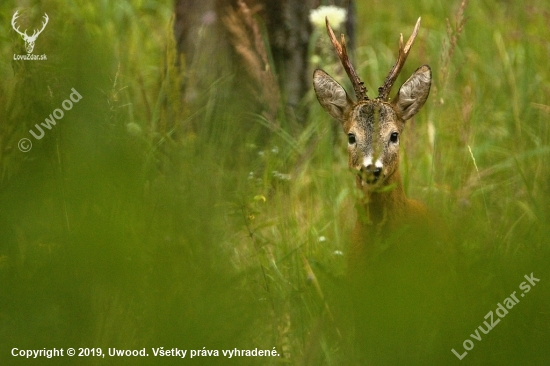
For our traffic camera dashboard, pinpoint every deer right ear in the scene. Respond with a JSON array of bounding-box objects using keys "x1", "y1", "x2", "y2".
[{"x1": 313, "y1": 69, "x2": 354, "y2": 124}]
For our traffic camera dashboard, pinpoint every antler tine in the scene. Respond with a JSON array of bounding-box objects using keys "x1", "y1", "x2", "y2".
[
  {"x1": 33, "y1": 13, "x2": 49, "y2": 37},
  {"x1": 11, "y1": 11, "x2": 26, "y2": 37},
  {"x1": 378, "y1": 17, "x2": 421, "y2": 100},
  {"x1": 325, "y1": 17, "x2": 368, "y2": 101},
  {"x1": 41, "y1": 14, "x2": 49, "y2": 29}
]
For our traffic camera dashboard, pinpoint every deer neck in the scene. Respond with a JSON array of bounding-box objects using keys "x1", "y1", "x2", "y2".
[{"x1": 357, "y1": 170, "x2": 408, "y2": 230}]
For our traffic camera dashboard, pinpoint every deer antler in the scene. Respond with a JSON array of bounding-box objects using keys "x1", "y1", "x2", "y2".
[
  {"x1": 11, "y1": 11, "x2": 49, "y2": 53},
  {"x1": 11, "y1": 11, "x2": 26, "y2": 37},
  {"x1": 31, "y1": 13, "x2": 49, "y2": 39},
  {"x1": 325, "y1": 17, "x2": 368, "y2": 101},
  {"x1": 378, "y1": 17, "x2": 421, "y2": 101},
  {"x1": 11, "y1": 11, "x2": 48, "y2": 39}
]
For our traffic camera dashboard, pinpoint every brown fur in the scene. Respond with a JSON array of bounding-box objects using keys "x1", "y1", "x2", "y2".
[
  {"x1": 313, "y1": 22, "x2": 459, "y2": 362},
  {"x1": 313, "y1": 65, "x2": 433, "y2": 268}
]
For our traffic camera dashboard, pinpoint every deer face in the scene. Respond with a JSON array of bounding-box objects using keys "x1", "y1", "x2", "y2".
[
  {"x1": 313, "y1": 17, "x2": 431, "y2": 190},
  {"x1": 346, "y1": 101, "x2": 402, "y2": 186},
  {"x1": 21, "y1": 34, "x2": 39, "y2": 54},
  {"x1": 313, "y1": 65, "x2": 431, "y2": 187}
]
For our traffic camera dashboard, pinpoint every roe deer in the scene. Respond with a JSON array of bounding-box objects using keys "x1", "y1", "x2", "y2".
[
  {"x1": 313, "y1": 18, "x2": 456, "y2": 363},
  {"x1": 313, "y1": 17, "x2": 435, "y2": 266}
]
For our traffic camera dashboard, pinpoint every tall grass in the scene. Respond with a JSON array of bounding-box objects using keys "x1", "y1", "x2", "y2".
[{"x1": 0, "y1": 0, "x2": 549, "y2": 365}]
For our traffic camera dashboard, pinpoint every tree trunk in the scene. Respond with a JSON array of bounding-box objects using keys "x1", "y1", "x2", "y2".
[{"x1": 173, "y1": 0, "x2": 355, "y2": 125}]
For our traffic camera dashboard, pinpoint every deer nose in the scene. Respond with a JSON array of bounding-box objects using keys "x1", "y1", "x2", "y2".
[{"x1": 362, "y1": 165, "x2": 382, "y2": 178}]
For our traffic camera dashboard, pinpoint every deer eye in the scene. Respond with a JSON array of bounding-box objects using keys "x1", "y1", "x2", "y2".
[
  {"x1": 390, "y1": 132, "x2": 399, "y2": 143},
  {"x1": 348, "y1": 133, "x2": 356, "y2": 145}
]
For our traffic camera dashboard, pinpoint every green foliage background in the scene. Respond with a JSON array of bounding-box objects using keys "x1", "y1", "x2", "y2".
[{"x1": 0, "y1": 0, "x2": 548, "y2": 364}]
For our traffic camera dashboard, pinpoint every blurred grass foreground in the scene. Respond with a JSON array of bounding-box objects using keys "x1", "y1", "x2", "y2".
[{"x1": 0, "y1": 0, "x2": 549, "y2": 365}]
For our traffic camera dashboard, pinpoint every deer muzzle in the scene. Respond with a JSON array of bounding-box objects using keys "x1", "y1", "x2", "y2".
[{"x1": 360, "y1": 156, "x2": 383, "y2": 185}]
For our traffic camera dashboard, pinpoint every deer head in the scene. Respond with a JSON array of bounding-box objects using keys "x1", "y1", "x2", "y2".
[
  {"x1": 12, "y1": 11, "x2": 49, "y2": 54},
  {"x1": 313, "y1": 18, "x2": 431, "y2": 192}
]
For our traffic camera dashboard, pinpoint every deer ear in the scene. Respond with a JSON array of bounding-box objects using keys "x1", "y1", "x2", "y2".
[
  {"x1": 392, "y1": 65, "x2": 431, "y2": 121},
  {"x1": 313, "y1": 69, "x2": 354, "y2": 124}
]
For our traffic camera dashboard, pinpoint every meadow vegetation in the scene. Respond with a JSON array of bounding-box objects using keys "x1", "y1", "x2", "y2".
[{"x1": 0, "y1": 0, "x2": 549, "y2": 364}]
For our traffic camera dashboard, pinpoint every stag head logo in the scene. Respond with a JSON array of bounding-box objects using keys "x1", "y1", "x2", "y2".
[{"x1": 11, "y1": 11, "x2": 49, "y2": 54}]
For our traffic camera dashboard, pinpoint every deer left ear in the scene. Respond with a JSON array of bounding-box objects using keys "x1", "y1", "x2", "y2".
[{"x1": 392, "y1": 65, "x2": 432, "y2": 121}]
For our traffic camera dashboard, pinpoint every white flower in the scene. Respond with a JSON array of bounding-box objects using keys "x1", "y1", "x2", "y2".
[
  {"x1": 310, "y1": 55, "x2": 321, "y2": 65},
  {"x1": 126, "y1": 122, "x2": 142, "y2": 136},
  {"x1": 272, "y1": 171, "x2": 291, "y2": 181},
  {"x1": 309, "y1": 6, "x2": 347, "y2": 30}
]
